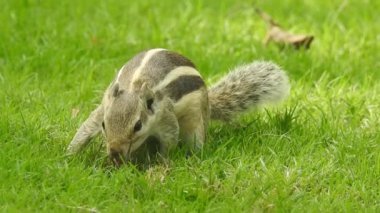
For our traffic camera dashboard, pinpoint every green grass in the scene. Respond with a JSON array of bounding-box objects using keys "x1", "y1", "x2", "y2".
[{"x1": 1, "y1": 0, "x2": 380, "y2": 211}]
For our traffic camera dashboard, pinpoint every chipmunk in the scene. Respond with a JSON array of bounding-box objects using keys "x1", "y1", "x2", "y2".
[{"x1": 67, "y1": 48, "x2": 290, "y2": 166}]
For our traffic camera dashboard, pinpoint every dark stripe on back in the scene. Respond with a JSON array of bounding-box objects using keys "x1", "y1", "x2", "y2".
[
  {"x1": 123, "y1": 51, "x2": 147, "y2": 72},
  {"x1": 134, "y1": 50, "x2": 197, "y2": 89},
  {"x1": 146, "y1": 50, "x2": 196, "y2": 70},
  {"x1": 115, "y1": 51, "x2": 147, "y2": 88},
  {"x1": 165, "y1": 75, "x2": 205, "y2": 101},
  {"x1": 141, "y1": 50, "x2": 195, "y2": 83}
]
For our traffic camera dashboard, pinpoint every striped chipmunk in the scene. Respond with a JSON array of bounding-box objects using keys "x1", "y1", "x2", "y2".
[{"x1": 67, "y1": 48, "x2": 290, "y2": 166}]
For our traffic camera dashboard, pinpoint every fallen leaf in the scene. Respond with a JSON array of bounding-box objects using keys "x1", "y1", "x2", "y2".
[{"x1": 256, "y1": 8, "x2": 314, "y2": 49}]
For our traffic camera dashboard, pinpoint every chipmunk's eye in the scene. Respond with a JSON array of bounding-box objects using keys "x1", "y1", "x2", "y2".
[
  {"x1": 147, "y1": 98, "x2": 154, "y2": 112},
  {"x1": 133, "y1": 120, "x2": 142, "y2": 132},
  {"x1": 102, "y1": 121, "x2": 105, "y2": 130}
]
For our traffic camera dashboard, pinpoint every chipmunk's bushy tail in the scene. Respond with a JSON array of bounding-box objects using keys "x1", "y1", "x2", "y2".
[{"x1": 208, "y1": 61, "x2": 290, "y2": 121}]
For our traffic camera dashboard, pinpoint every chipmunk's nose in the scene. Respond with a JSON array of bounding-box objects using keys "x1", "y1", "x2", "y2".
[{"x1": 109, "y1": 148, "x2": 125, "y2": 167}]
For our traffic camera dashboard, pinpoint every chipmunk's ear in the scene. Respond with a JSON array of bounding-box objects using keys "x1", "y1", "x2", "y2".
[
  {"x1": 139, "y1": 83, "x2": 155, "y2": 113},
  {"x1": 112, "y1": 83, "x2": 124, "y2": 98}
]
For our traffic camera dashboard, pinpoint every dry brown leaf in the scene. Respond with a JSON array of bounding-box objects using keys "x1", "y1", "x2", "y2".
[{"x1": 256, "y1": 8, "x2": 314, "y2": 49}]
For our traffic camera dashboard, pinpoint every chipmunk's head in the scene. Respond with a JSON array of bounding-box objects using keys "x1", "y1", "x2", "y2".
[{"x1": 102, "y1": 83, "x2": 157, "y2": 166}]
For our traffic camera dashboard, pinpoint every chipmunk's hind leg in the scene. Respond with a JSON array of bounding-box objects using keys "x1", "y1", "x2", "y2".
[
  {"x1": 177, "y1": 90, "x2": 209, "y2": 153},
  {"x1": 67, "y1": 105, "x2": 104, "y2": 155},
  {"x1": 178, "y1": 112, "x2": 207, "y2": 153}
]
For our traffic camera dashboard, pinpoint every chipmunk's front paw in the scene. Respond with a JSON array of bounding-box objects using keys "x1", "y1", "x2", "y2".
[{"x1": 66, "y1": 141, "x2": 81, "y2": 155}]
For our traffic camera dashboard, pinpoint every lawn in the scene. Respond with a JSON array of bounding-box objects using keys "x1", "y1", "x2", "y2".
[{"x1": 1, "y1": 0, "x2": 379, "y2": 212}]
